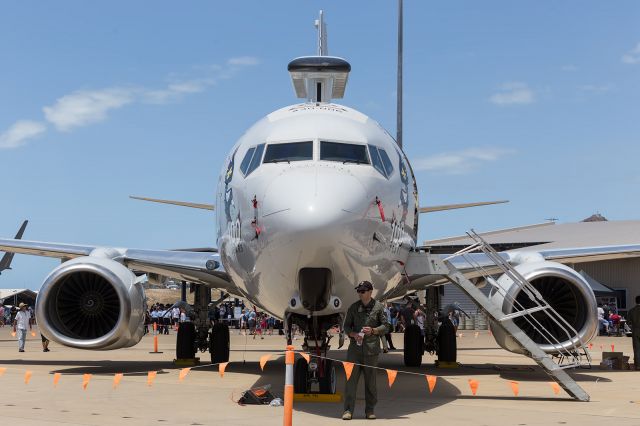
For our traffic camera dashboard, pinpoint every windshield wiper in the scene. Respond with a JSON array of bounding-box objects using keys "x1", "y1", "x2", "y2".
[
  {"x1": 343, "y1": 159, "x2": 365, "y2": 164},
  {"x1": 264, "y1": 159, "x2": 291, "y2": 164}
]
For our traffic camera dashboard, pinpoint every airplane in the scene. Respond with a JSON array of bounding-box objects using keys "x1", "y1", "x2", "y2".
[
  {"x1": 0, "y1": 220, "x2": 28, "y2": 275},
  {"x1": 1, "y1": 7, "x2": 640, "y2": 398}
]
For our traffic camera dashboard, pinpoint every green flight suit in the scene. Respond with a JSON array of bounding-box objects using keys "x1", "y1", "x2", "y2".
[
  {"x1": 628, "y1": 304, "x2": 640, "y2": 368},
  {"x1": 342, "y1": 298, "x2": 390, "y2": 414}
]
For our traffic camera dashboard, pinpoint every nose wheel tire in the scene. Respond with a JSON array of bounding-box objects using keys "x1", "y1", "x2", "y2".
[
  {"x1": 403, "y1": 324, "x2": 423, "y2": 367},
  {"x1": 318, "y1": 359, "x2": 337, "y2": 394},
  {"x1": 210, "y1": 323, "x2": 230, "y2": 364},
  {"x1": 293, "y1": 357, "x2": 310, "y2": 394}
]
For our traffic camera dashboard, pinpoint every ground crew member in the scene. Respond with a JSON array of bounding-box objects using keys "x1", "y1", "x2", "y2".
[
  {"x1": 342, "y1": 280, "x2": 390, "y2": 420},
  {"x1": 628, "y1": 295, "x2": 640, "y2": 369}
]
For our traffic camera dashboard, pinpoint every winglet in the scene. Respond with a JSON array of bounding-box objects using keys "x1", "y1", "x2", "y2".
[
  {"x1": 129, "y1": 196, "x2": 214, "y2": 211},
  {"x1": 0, "y1": 220, "x2": 28, "y2": 273},
  {"x1": 419, "y1": 200, "x2": 508, "y2": 214}
]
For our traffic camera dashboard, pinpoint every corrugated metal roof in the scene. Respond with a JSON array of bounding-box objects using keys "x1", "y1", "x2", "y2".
[
  {"x1": 0, "y1": 289, "x2": 37, "y2": 300},
  {"x1": 425, "y1": 220, "x2": 640, "y2": 250}
]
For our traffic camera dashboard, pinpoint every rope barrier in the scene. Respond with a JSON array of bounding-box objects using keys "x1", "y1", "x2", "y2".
[{"x1": 4, "y1": 324, "x2": 605, "y2": 399}]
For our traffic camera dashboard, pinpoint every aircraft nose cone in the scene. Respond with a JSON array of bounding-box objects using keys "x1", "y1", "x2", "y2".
[{"x1": 262, "y1": 166, "x2": 368, "y2": 234}]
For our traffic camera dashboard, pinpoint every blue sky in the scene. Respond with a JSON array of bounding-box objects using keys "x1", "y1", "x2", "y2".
[{"x1": 1, "y1": 1, "x2": 639, "y2": 289}]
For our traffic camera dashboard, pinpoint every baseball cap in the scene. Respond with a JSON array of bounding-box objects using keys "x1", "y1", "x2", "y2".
[{"x1": 355, "y1": 281, "x2": 373, "y2": 291}]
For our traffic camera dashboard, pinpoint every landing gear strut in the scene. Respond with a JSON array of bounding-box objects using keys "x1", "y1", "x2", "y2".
[{"x1": 288, "y1": 313, "x2": 341, "y2": 394}]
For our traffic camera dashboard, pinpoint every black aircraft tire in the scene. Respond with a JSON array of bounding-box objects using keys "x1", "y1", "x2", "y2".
[
  {"x1": 176, "y1": 322, "x2": 196, "y2": 359},
  {"x1": 293, "y1": 358, "x2": 309, "y2": 394},
  {"x1": 318, "y1": 359, "x2": 337, "y2": 394},
  {"x1": 404, "y1": 324, "x2": 423, "y2": 367},
  {"x1": 210, "y1": 323, "x2": 230, "y2": 364}
]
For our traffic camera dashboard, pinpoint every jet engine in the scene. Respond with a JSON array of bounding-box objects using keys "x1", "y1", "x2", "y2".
[
  {"x1": 35, "y1": 256, "x2": 146, "y2": 350},
  {"x1": 488, "y1": 260, "x2": 598, "y2": 354}
]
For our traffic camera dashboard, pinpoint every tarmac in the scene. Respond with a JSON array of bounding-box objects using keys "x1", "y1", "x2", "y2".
[{"x1": 0, "y1": 327, "x2": 639, "y2": 425}]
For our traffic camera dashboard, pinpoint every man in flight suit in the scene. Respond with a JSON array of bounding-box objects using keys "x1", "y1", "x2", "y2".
[
  {"x1": 342, "y1": 281, "x2": 390, "y2": 420},
  {"x1": 628, "y1": 295, "x2": 640, "y2": 369}
]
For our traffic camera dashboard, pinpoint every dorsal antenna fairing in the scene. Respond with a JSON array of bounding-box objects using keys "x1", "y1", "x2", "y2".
[{"x1": 288, "y1": 11, "x2": 350, "y2": 104}]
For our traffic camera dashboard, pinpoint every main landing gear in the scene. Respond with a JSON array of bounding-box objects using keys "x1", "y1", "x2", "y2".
[
  {"x1": 287, "y1": 313, "x2": 342, "y2": 394},
  {"x1": 174, "y1": 283, "x2": 230, "y2": 364}
]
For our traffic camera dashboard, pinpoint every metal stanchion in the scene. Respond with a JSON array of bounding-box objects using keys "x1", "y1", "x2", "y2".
[{"x1": 283, "y1": 345, "x2": 294, "y2": 426}]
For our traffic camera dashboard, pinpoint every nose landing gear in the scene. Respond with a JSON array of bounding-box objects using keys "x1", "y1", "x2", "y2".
[{"x1": 287, "y1": 312, "x2": 342, "y2": 394}]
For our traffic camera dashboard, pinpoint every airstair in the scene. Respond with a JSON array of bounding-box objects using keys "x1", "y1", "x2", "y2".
[{"x1": 417, "y1": 230, "x2": 591, "y2": 401}]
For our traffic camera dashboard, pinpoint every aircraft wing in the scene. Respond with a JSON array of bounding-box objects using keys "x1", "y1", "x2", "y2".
[
  {"x1": 0, "y1": 237, "x2": 237, "y2": 292},
  {"x1": 402, "y1": 243, "x2": 640, "y2": 292}
]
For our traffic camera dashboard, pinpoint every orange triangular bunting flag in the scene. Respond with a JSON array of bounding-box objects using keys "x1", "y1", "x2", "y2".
[
  {"x1": 510, "y1": 381, "x2": 519, "y2": 396},
  {"x1": 300, "y1": 353, "x2": 310, "y2": 364},
  {"x1": 550, "y1": 382, "x2": 560, "y2": 395},
  {"x1": 474, "y1": 332, "x2": 479, "y2": 338},
  {"x1": 219, "y1": 362, "x2": 229, "y2": 378},
  {"x1": 426, "y1": 375, "x2": 437, "y2": 393},
  {"x1": 113, "y1": 373, "x2": 123, "y2": 389},
  {"x1": 0, "y1": 367, "x2": 6, "y2": 376},
  {"x1": 147, "y1": 371, "x2": 157, "y2": 387},
  {"x1": 468, "y1": 379, "x2": 479, "y2": 396},
  {"x1": 342, "y1": 361, "x2": 354, "y2": 381},
  {"x1": 53, "y1": 373, "x2": 61, "y2": 387},
  {"x1": 179, "y1": 368, "x2": 191, "y2": 382},
  {"x1": 30, "y1": 331, "x2": 36, "y2": 337},
  {"x1": 260, "y1": 354, "x2": 272, "y2": 371},
  {"x1": 11, "y1": 331, "x2": 16, "y2": 337},
  {"x1": 386, "y1": 369, "x2": 397, "y2": 388},
  {"x1": 611, "y1": 344, "x2": 615, "y2": 352},
  {"x1": 82, "y1": 373, "x2": 92, "y2": 390},
  {"x1": 24, "y1": 370, "x2": 32, "y2": 384}
]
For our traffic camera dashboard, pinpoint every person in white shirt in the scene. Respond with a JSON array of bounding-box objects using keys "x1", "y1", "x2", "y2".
[
  {"x1": 12, "y1": 303, "x2": 32, "y2": 352},
  {"x1": 597, "y1": 305, "x2": 610, "y2": 335},
  {"x1": 172, "y1": 307, "x2": 180, "y2": 327}
]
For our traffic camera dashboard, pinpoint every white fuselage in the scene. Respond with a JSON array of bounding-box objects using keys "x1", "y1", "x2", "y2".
[{"x1": 216, "y1": 103, "x2": 418, "y2": 317}]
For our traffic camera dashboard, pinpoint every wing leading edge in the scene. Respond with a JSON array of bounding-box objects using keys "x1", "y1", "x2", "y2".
[{"x1": 0, "y1": 237, "x2": 237, "y2": 293}]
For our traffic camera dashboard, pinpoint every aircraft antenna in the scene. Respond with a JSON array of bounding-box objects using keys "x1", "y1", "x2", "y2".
[
  {"x1": 396, "y1": 0, "x2": 403, "y2": 149},
  {"x1": 315, "y1": 10, "x2": 328, "y2": 56}
]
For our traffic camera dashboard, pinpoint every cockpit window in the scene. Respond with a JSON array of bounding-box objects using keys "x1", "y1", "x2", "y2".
[
  {"x1": 368, "y1": 145, "x2": 394, "y2": 178},
  {"x1": 240, "y1": 147, "x2": 256, "y2": 175},
  {"x1": 246, "y1": 143, "x2": 265, "y2": 175},
  {"x1": 263, "y1": 141, "x2": 313, "y2": 163},
  {"x1": 369, "y1": 146, "x2": 386, "y2": 176},
  {"x1": 239, "y1": 143, "x2": 265, "y2": 176},
  {"x1": 320, "y1": 141, "x2": 369, "y2": 164},
  {"x1": 378, "y1": 148, "x2": 394, "y2": 176}
]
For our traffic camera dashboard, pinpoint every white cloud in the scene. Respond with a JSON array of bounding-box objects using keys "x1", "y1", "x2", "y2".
[
  {"x1": 227, "y1": 56, "x2": 260, "y2": 66},
  {"x1": 5, "y1": 56, "x2": 259, "y2": 147},
  {"x1": 0, "y1": 120, "x2": 47, "y2": 149},
  {"x1": 489, "y1": 82, "x2": 535, "y2": 106},
  {"x1": 141, "y1": 77, "x2": 219, "y2": 104},
  {"x1": 43, "y1": 88, "x2": 135, "y2": 132},
  {"x1": 622, "y1": 42, "x2": 640, "y2": 64},
  {"x1": 412, "y1": 147, "x2": 513, "y2": 175}
]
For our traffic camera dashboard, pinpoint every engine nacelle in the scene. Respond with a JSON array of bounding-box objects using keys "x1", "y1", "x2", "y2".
[
  {"x1": 489, "y1": 260, "x2": 598, "y2": 355},
  {"x1": 36, "y1": 256, "x2": 146, "y2": 350}
]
